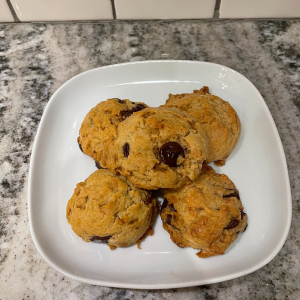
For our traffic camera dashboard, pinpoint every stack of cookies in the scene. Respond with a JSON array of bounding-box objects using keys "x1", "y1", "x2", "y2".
[{"x1": 66, "y1": 87, "x2": 248, "y2": 258}]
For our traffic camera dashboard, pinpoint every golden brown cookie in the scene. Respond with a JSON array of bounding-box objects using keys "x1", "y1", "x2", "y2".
[
  {"x1": 100, "y1": 107, "x2": 208, "y2": 190},
  {"x1": 161, "y1": 164, "x2": 248, "y2": 258},
  {"x1": 78, "y1": 98, "x2": 148, "y2": 166},
  {"x1": 66, "y1": 169, "x2": 157, "y2": 248},
  {"x1": 162, "y1": 87, "x2": 241, "y2": 165}
]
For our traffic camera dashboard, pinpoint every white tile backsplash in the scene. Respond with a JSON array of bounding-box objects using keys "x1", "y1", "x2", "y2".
[
  {"x1": 1, "y1": 0, "x2": 299, "y2": 23},
  {"x1": 0, "y1": 0, "x2": 14, "y2": 22},
  {"x1": 220, "y1": 0, "x2": 300, "y2": 18},
  {"x1": 115, "y1": 0, "x2": 216, "y2": 19},
  {"x1": 10, "y1": 0, "x2": 113, "y2": 21}
]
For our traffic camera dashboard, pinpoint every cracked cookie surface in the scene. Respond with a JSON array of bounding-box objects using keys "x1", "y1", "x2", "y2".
[
  {"x1": 161, "y1": 164, "x2": 248, "y2": 258},
  {"x1": 100, "y1": 107, "x2": 208, "y2": 190},
  {"x1": 78, "y1": 98, "x2": 148, "y2": 166},
  {"x1": 162, "y1": 87, "x2": 241, "y2": 165},
  {"x1": 66, "y1": 169, "x2": 157, "y2": 248}
]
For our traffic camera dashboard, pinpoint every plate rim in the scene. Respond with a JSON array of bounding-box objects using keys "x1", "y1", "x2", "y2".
[{"x1": 28, "y1": 60, "x2": 292, "y2": 289}]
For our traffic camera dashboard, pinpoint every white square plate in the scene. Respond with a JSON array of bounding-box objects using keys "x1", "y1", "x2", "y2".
[{"x1": 28, "y1": 61, "x2": 292, "y2": 289}]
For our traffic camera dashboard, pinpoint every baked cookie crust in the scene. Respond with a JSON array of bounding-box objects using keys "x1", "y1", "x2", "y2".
[
  {"x1": 162, "y1": 87, "x2": 241, "y2": 165},
  {"x1": 66, "y1": 169, "x2": 157, "y2": 248},
  {"x1": 101, "y1": 107, "x2": 209, "y2": 190},
  {"x1": 161, "y1": 164, "x2": 248, "y2": 258},
  {"x1": 78, "y1": 98, "x2": 148, "y2": 165}
]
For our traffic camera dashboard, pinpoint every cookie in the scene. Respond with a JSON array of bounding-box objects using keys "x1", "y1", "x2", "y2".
[
  {"x1": 66, "y1": 169, "x2": 157, "y2": 248},
  {"x1": 162, "y1": 87, "x2": 241, "y2": 166},
  {"x1": 100, "y1": 107, "x2": 208, "y2": 190},
  {"x1": 78, "y1": 98, "x2": 148, "y2": 166},
  {"x1": 161, "y1": 164, "x2": 248, "y2": 258}
]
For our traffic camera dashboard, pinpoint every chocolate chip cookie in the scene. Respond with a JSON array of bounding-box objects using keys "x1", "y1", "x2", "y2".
[
  {"x1": 78, "y1": 98, "x2": 148, "y2": 166},
  {"x1": 66, "y1": 169, "x2": 157, "y2": 248},
  {"x1": 161, "y1": 164, "x2": 248, "y2": 258},
  {"x1": 162, "y1": 87, "x2": 241, "y2": 166},
  {"x1": 100, "y1": 107, "x2": 208, "y2": 190}
]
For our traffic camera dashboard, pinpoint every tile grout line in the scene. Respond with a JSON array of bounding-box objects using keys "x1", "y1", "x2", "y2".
[
  {"x1": 213, "y1": 0, "x2": 221, "y2": 18},
  {"x1": 2, "y1": 18, "x2": 300, "y2": 25},
  {"x1": 6, "y1": 0, "x2": 20, "y2": 22},
  {"x1": 111, "y1": 0, "x2": 117, "y2": 20}
]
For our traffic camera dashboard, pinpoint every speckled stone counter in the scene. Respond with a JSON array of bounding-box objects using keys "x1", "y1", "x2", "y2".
[{"x1": 0, "y1": 20, "x2": 300, "y2": 300}]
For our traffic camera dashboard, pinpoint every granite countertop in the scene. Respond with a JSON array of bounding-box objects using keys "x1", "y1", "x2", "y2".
[{"x1": 0, "y1": 20, "x2": 300, "y2": 299}]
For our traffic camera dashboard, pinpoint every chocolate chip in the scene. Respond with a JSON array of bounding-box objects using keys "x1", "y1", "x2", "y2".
[
  {"x1": 166, "y1": 214, "x2": 178, "y2": 230},
  {"x1": 224, "y1": 218, "x2": 240, "y2": 230},
  {"x1": 240, "y1": 210, "x2": 246, "y2": 219},
  {"x1": 169, "y1": 203, "x2": 177, "y2": 212},
  {"x1": 95, "y1": 161, "x2": 103, "y2": 169},
  {"x1": 117, "y1": 99, "x2": 124, "y2": 103},
  {"x1": 223, "y1": 190, "x2": 240, "y2": 200},
  {"x1": 142, "y1": 193, "x2": 153, "y2": 205},
  {"x1": 119, "y1": 104, "x2": 147, "y2": 121},
  {"x1": 159, "y1": 142, "x2": 185, "y2": 167},
  {"x1": 132, "y1": 102, "x2": 136, "y2": 104},
  {"x1": 243, "y1": 224, "x2": 248, "y2": 232},
  {"x1": 132, "y1": 104, "x2": 146, "y2": 113},
  {"x1": 123, "y1": 143, "x2": 130, "y2": 157},
  {"x1": 90, "y1": 235, "x2": 112, "y2": 243},
  {"x1": 120, "y1": 110, "x2": 133, "y2": 120},
  {"x1": 161, "y1": 199, "x2": 169, "y2": 212},
  {"x1": 166, "y1": 214, "x2": 172, "y2": 225}
]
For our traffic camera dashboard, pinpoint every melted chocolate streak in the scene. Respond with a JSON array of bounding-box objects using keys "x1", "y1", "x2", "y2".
[
  {"x1": 120, "y1": 104, "x2": 146, "y2": 120},
  {"x1": 224, "y1": 218, "x2": 240, "y2": 230},
  {"x1": 166, "y1": 214, "x2": 179, "y2": 230},
  {"x1": 223, "y1": 190, "x2": 240, "y2": 200},
  {"x1": 161, "y1": 199, "x2": 169, "y2": 212},
  {"x1": 95, "y1": 161, "x2": 104, "y2": 169}
]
